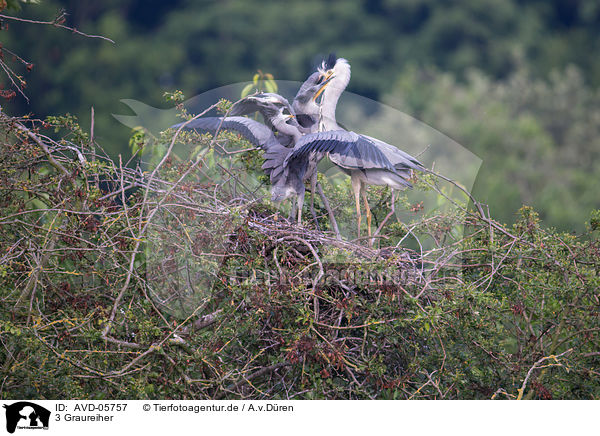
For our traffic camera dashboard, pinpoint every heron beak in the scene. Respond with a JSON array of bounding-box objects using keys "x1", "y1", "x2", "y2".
[
  {"x1": 312, "y1": 72, "x2": 335, "y2": 101},
  {"x1": 286, "y1": 114, "x2": 295, "y2": 120}
]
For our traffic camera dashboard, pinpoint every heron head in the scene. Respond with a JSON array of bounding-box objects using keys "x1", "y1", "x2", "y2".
[
  {"x1": 309, "y1": 72, "x2": 336, "y2": 102},
  {"x1": 268, "y1": 107, "x2": 301, "y2": 141},
  {"x1": 273, "y1": 105, "x2": 296, "y2": 124},
  {"x1": 251, "y1": 92, "x2": 288, "y2": 106},
  {"x1": 247, "y1": 93, "x2": 294, "y2": 120},
  {"x1": 293, "y1": 72, "x2": 326, "y2": 126},
  {"x1": 313, "y1": 57, "x2": 351, "y2": 101},
  {"x1": 247, "y1": 93, "x2": 288, "y2": 111}
]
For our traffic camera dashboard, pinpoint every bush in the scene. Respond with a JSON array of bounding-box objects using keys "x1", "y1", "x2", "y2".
[{"x1": 1, "y1": 111, "x2": 598, "y2": 400}]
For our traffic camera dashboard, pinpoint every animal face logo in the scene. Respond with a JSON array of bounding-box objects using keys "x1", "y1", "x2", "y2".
[{"x1": 3, "y1": 402, "x2": 50, "y2": 434}]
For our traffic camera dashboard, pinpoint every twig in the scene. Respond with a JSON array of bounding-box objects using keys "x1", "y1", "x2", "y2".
[
  {"x1": 517, "y1": 348, "x2": 573, "y2": 400},
  {"x1": 6, "y1": 116, "x2": 69, "y2": 176},
  {"x1": 216, "y1": 362, "x2": 291, "y2": 399},
  {"x1": 0, "y1": 13, "x2": 115, "y2": 43}
]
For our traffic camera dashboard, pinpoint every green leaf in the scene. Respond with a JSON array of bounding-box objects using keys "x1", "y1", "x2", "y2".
[
  {"x1": 264, "y1": 80, "x2": 277, "y2": 93},
  {"x1": 241, "y1": 83, "x2": 255, "y2": 98},
  {"x1": 590, "y1": 209, "x2": 600, "y2": 231}
]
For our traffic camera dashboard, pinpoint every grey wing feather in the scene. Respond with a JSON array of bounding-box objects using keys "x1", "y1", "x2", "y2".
[
  {"x1": 229, "y1": 100, "x2": 263, "y2": 117},
  {"x1": 362, "y1": 134, "x2": 424, "y2": 171},
  {"x1": 171, "y1": 116, "x2": 279, "y2": 151},
  {"x1": 229, "y1": 99, "x2": 274, "y2": 132},
  {"x1": 229, "y1": 96, "x2": 296, "y2": 147},
  {"x1": 286, "y1": 130, "x2": 396, "y2": 172},
  {"x1": 261, "y1": 143, "x2": 292, "y2": 184}
]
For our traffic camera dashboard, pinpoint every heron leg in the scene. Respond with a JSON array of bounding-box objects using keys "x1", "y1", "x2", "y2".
[
  {"x1": 297, "y1": 191, "x2": 305, "y2": 225},
  {"x1": 317, "y1": 182, "x2": 341, "y2": 240},
  {"x1": 288, "y1": 196, "x2": 297, "y2": 222},
  {"x1": 309, "y1": 172, "x2": 320, "y2": 231},
  {"x1": 373, "y1": 189, "x2": 395, "y2": 246},
  {"x1": 351, "y1": 175, "x2": 362, "y2": 239},
  {"x1": 361, "y1": 187, "x2": 372, "y2": 247}
]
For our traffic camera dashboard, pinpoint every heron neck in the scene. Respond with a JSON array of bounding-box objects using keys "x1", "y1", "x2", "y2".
[
  {"x1": 290, "y1": 129, "x2": 302, "y2": 143},
  {"x1": 276, "y1": 122, "x2": 302, "y2": 143},
  {"x1": 269, "y1": 110, "x2": 303, "y2": 143},
  {"x1": 320, "y1": 87, "x2": 343, "y2": 131}
]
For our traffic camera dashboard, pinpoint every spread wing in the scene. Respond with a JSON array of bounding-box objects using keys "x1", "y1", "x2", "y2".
[
  {"x1": 172, "y1": 116, "x2": 292, "y2": 184},
  {"x1": 362, "y1": 134, "x2": 424, "y2": 171},
  {"x1": 171, "y1": 116, "x2": 280, "y2": 151},
  {"x1": 285, "y1": 130, "x2": 397, "y2": 172}
]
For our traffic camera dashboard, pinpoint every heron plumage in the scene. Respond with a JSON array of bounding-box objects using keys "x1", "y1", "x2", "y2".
[{"x1": 171, "y1": 116, "x2": 280, "y2": 151}]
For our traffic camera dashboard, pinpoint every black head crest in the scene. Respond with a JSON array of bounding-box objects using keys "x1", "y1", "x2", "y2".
[{"x1": 324, "y1": 53, "x2": 337, "y2": 70}]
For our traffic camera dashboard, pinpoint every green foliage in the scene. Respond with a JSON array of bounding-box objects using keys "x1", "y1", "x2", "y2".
[
  {"x1": 387, "y1": 64, "x2": 600, "y2": 232},
  {"x1": 216, "y1": 98, "x2": 233, "y2": 114},
  {"x1": 163, "y1": 90, "x2": 185, "y2": 105},
  {"x1": 0, "y1": 0, "x2": 39, "y2": 12},
  {"x1": 45, "y1": 114, "x2": 90, "y2": 144},
  {"x1": 241, "y1": 71, "x2": 278, "y2": 98},
  {"x1": 589, "y1": 210, "x2": 600, "y2": 232},
  {"x1": 128, "y1": 126, "x2": 147, "y2": 156}
]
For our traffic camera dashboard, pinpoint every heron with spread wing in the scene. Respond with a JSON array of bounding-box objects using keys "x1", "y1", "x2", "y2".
[
  {"x1": 171, "y1": 96, "x2": 297, "y2": 181},
  {"x1": 171, "y1": 56, "x2": 424, "y2": 242},
  {"x1": 303, "y1": 55, "x2": 424, "y2": 239},
  {"x1": 170, "y1": 69, "x2": 337, "y2": 227},
  {"x1": 170, "y1": 94, "x2": 318, "y2": 223}
]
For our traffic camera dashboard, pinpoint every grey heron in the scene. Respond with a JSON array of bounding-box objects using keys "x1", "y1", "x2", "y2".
[
  {"x1": 227, "y1": 62, "x2": 342, "y2": 235},
  {"x1": 311, "y1": 55, "x2": 424, "y2": 240},
  {"x1": 276, "y1": 127, "x2": 419, "y2": 232},
  {"x1": 170, "y1": 96, "x2": 313, "y2": 223},
  {"x1": 171, "y1": 56, "x2": 423, "y2": 243},
  {"x1": 292, "y1": 70, "x2": 327, "y2": 132},
  {"x1": 171, "y1": 98, "x2": 298, "y2": 181},
  {"x1": 232, "y1": 72, "x2": 330, "y2": 136},
  {"x1": 195, "y1": 69, "x2": 339, "y2": 232}
]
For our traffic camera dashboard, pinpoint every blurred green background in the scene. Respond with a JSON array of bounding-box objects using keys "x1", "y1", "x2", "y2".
[{"x1": 2, "y1": 0, "x2": 599, "y2": 231}]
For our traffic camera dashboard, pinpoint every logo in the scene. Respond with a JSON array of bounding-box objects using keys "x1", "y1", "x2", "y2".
[{"x1": 2, "y1": 402, "x2": 50, "y2": 434}]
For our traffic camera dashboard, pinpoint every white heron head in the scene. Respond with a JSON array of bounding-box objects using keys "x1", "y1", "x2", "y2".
[{"x1": 313, "y1": 56, "x2": 351, "y2": 102}]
